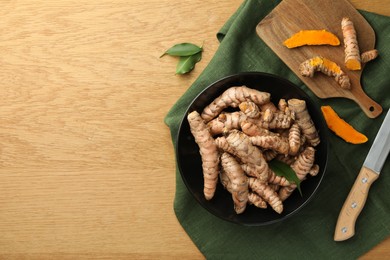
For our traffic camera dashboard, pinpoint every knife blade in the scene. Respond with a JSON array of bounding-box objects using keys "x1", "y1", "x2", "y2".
[{"x1": 334, "y1": 109, "x2": 390, "y2": 241}]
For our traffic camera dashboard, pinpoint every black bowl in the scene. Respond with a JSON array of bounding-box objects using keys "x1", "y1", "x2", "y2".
[{"x1": 176, "y1": 72, "x2": 328, "y2": 226}]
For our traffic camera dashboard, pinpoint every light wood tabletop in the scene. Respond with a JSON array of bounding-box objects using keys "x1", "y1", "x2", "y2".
[{"x1": 0, "y1": 0, "x2": 388, "y2": 259}]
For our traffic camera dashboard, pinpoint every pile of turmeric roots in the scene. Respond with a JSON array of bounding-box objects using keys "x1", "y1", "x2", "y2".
[{"x1": 187, "y1": 86, "x2": 320, "y2": 214}]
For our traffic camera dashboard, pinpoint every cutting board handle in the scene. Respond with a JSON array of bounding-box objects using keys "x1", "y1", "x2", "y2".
[{"x1": 353, "y1": 85, "x2": 383, "y2": 118}]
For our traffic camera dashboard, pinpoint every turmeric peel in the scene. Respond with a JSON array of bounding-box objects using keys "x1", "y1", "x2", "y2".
[
  {"x1": 283, "y1": 29, "x2": 340, "y2": 48},
  {"x1": 321, "y1": 106, "x2": 368, "y2": 144}
]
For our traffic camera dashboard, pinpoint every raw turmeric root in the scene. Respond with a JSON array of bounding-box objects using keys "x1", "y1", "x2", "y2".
[
  {"x1": 259, "y1": 102, "x2": 278, "y2": 113},
  {"x1": 225, "y1": 130, "x2": 269, "y2": 182},
  {"x1": 239, "y1": 101, "x2": 261, "y2": 119},
  {"x1": 283, "y1": 29, "x2": 340, "y2": 48},
  {"x1": 215, "y1": 136, "x2": 237, "y2": 156},
  {"x1": 187, "y1": 111, "x2": 220, "y2": 200},
  {"x1": 252, "y1": 111, "x2": 293, "y2": 129},
  {"x1": 341, "y1": 17, "x2": 361, "y2": 70},
  {"x1": 219, "y1": 169, "x2": 231, "y2": 191},
  {"x1": 267, "y1": 169, "x2": 291, "y2": 187},
  {"x1": 278, "y1": 99, "x2": 288, "y2": 112},
  {"x1": 278, "y1": 146, "x2": 315, "y2": 201},
  {"x1": 263, "y1": 149, "x2": 278, "y2": 161},
  {"x1": 250, "y1": 135, "x2": 290, "y2": 155},
  {"x1": 241, "y1": 163, "x2": 262, "y2": 179},
  {"x1": 299, "y1": 56, "x2": 351, "y2": 89},
  {"x1": 269, "y1": 183, "x2": 280, "y2": 192},
  {"x1": 249, "y1": 178, "x2": 283, "y2": 214},
  {"x1": 201, "y1": 86, "x2": 271, "y2": 122},
  {"x1": 262, "y1": 108, "x2": 274, "y2": 122},
  {"x1": 242, "y1": 163, "x2": 289, "y2": 187},
  {"x1": 278, "y1": 185, "x2": 296, "y2": 202},
  {"x1": 207, "y1": 111, "x2": 246, "y2": 136},
  {"x1": 208, "y1": 108, "x2": 291, "y2": 136},
  {"x1": 248, "y1": 192, "x2": 267, "y2": 209},
  {"x1": 288, "y1": 99, "x2": 320, "y2": 147},
  {"x1": 321, "y1": 105, "x2": 368, "y2": 144},
  {"x1": 288, "y1": 123, "x2": 301, "y2": 155},
  {"x1": 361, "y1": 49, "x2": 379, "y2": 63},
  {"x1": 220, "y1": 152, "x2": 249, "y2": 214},
  {"x1": 275, "y1": 154, "x2": 296, "y2": 166},
  {"x1": 309, "y1": 164, "x2": 320, "y2": 177},
  {"x1": 240, "y1": 120, "x2": 269, "y2": 136},
  {"x1": 291, "y1": 146, "x2": 316, "y2": 180}
]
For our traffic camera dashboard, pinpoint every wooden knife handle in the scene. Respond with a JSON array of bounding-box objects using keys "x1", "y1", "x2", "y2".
[{"x1": 334, "y1": 166, "x2": 379, "y2": 241}]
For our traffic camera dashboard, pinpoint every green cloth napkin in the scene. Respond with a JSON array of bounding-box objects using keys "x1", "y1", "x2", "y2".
[{"x1": 165, "y1": 0, "x2": 390, "y2": 259}]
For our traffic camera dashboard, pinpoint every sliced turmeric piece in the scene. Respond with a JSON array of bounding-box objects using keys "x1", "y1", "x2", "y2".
[
  {"x1": 283, "y1": 29, "x2": 340, "y2": 48},
  {"x1": 321, "y1": 106, "x2": 368, "y2": 144}
]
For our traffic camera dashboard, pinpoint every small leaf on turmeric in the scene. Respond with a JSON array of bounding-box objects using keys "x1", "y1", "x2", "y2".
[
  {"x1": 269, "y1": 160, "x2": 302, "y2": 196},
  {"x1": 321, "y1": 106, "x2": 368, "y2": 144},
  {"x1": 283, "y1": 29, "x2": 340, "y2": 48}
]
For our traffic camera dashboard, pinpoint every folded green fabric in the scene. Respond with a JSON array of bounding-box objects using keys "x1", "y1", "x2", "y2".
[{"x1": 165, "y1": 0, "x2": 390, "y2": 259}]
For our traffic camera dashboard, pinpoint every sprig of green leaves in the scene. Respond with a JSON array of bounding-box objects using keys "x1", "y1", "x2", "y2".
[
  {"x1": 160, "y1": 43, "x2": 203, "y2": 74},
  {"x1": 269, "y1": 159, "x2": 302, "y2": 196}
]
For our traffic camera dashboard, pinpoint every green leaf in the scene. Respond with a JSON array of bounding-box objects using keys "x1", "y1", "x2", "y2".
[
  {"x1": 175, "y1": 52, "x2": 202, "y2": 74},
  {"x1": 269, "y1": 159, "x2": 302, "y2": 196},
  {"x1": 160, "y1": 43, "x2": 202, "y2": 58}
]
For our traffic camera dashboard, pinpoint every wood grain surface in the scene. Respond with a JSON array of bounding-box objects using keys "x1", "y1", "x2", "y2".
[
  {"x1": 0, "y1": 0, "x2": 388, "y2": 259},
  {"x1": 257, "y1": 0, "x2": 382, "y2": 118}
]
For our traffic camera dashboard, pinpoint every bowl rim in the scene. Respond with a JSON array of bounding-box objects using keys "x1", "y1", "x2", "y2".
[{"x1": 175, "y1": 71, "x2": 329, "y2": 226}]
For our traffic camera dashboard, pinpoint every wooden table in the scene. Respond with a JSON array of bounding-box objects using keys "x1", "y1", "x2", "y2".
[{"x1": 0, "y1": 1, "x2": 388, "y2": 259}]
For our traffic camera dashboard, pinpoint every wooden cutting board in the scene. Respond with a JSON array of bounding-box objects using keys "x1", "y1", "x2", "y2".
[{"x1": 256, "y1": 0, "x2": 382, "y2": 118}]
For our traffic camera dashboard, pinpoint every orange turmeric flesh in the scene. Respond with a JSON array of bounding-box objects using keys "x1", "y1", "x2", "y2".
[
  {"x1": 321, "y1": 106, "x2": 368, "y2": 144},
  {"x1": 283, "y1": 30, "x2": 340, "y2": 48}
]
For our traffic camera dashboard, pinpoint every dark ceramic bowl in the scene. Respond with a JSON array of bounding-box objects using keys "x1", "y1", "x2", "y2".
[{"x1": 176, "y1": 72, "x2": 328, "y2": 226}]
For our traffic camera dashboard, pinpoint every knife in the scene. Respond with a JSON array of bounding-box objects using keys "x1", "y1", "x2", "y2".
[{"x1": 334, "y1": 109, "x2": 390, "y2": 241}]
